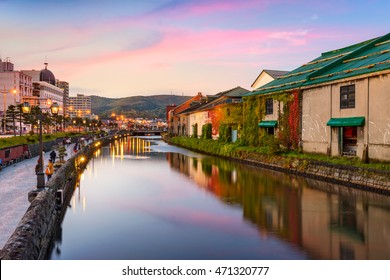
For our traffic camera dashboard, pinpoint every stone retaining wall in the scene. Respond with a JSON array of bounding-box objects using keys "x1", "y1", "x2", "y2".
[
  {"x1": 242, "y1": 157, "x2": 390, "y2": 194},
  {"x1": 27, "y1": 140, "x2": 59, "y2": 158},
  {"x1": 167, "y1": 137, "x2": 390, "y2": 195},
  {"x1": 27, "y1": 136, "x2": 79, "y2": 158},
  {"x1": 0, "y1": 136, "x2": 116, "y2": 260}
]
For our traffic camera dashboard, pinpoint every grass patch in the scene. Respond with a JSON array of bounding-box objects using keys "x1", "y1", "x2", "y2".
[
  {"x1": 170, "y1": 136, "x2": 390, "y2": 171},
  {"x1": 0, "y1": 132, "x2": 98, "y2": 149}
]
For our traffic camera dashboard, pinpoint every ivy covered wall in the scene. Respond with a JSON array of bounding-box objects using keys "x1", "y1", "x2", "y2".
[
  {"x1": 209, "y1": 103, "x2": 243, "y2": 139},
  {"x1": 213, "y1": 91, "x2": 301, "y2": 150},
  {"x1": 241, "y1": 95, "x2": 266, "y2": 146},
  {"x1": 276, "y1": 90, "x2": 300, "y2": 150}
]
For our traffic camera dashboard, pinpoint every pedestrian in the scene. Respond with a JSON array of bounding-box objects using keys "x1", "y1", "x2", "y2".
[
  {"x1": 50, "y1": 150, "x2": 57, "y2": 163},
  {"x1": 73, "y1": 143, "x2": 79, "y2": 153},
  {"x1": 45, "y1": 159, "x2": 54, "y2": 181}
]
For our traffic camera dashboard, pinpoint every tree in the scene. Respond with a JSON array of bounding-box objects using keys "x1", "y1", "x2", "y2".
[
  {"x1": 56, "y1": 145, "x2": 68, "y2": 163},
  {"x1": 52, "y1": 114, "x2": 63, "y2": 132},
  {"x1": 63, "y1": 115, "x2": 70, "y2": 132},
  {"x1": 72, "y1": 117, "x2": 83, "y2": 132},
  {"x1": 5, "y1": 105, "x2": 17, "y2": 136},
  {"x1": 97, "y1": 120, "x2": 103, "y2": 130},
  {"x1": 42, "y1": 111, "x2": 54, "y2": 133},
  {"x1": 23, "y1": 106, "x2": 41, "y2": 134},
  {"x1": 83, "y1": 118, "x2": 90, "y2": 131}
]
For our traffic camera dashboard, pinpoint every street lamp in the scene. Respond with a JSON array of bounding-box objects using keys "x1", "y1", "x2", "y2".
[
  {"x1": 22, "y1": 101, "x2": 59, "y2": 188},
  {"x1": 21, "y1": 102, "x2": 31, "y2": 114}
]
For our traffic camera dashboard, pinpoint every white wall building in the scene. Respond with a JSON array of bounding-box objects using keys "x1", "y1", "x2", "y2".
[
  {"x1": 21, "y1": 63, "x2": 64, "y2": 114},
  {"x1": 251, "y1": 69, "x2": 289, "y2": 89},
  {"x1": 68, "y1": 94, "x2": 91, "y2": 119},
  {"x1": 0, "y1": 59, "x2": 33, "y2": 114}
]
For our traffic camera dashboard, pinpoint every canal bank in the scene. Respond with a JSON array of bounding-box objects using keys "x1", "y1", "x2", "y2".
[
  {"x1": 0, "y1": 134, "x2": 121, "y2": 260},
  {"x1": 165, "y1": 136, "x2": 390, "y2": 195},
  {"x1": 3, "y1": 136, "x2": 389, "y2": 260},
  {"x1": 44, "y1": 137, "x2": 390, "y2": 260}
]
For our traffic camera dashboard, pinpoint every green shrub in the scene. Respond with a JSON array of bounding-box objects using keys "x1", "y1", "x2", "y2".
[
  {"x1": 261, "y1": 134, "x2": 281, "y2": 155},
  {"x1": 26, "y1": 137, "x2": 36, "y2": 143},
  {"x1": 218, "y1": 124, "x2": 231, "y2": 143},
  {"x1": 192, "y1": 123, "x2": 198, "y2": 138},
  {"x1": 201, "y1": 123, "x2": 212, "y2": 139},
  {"x1": 169, "y1": 136, "x2": 390, "y2": 171}
]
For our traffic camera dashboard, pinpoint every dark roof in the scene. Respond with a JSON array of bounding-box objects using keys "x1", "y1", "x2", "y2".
[
  {"x1": 264, "y1": 70, "x2": 289, "y2": 79},
  {"x1": 179, "y1": 86, "x2": 250, "y2": 114},
  {"x1": 177, "y1": 101, "x2": 205, "y2": 114},
  {"x1": 246, "y1": 32, "x2": 390, "y2": 96},
  {"x1": 40, "y1": 63, "x2": 56, "y2": 85},
  {"x1": 222, "y1": 86, "x2": 251, "y2": 97},
  {"x1": 251, "y1": 69, "x2": 290, "y2": 88}
]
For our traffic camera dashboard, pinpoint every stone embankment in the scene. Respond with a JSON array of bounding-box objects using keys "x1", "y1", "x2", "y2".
[
  {"x1": 0, "y1": 135, "x2": 122, "y2": 260},
  {"x1": 242, "y1": 157, "x2": 390, "y2": 194},
  {"x1": 166, "y1": 137, "x2": 390, "y2": 195}
]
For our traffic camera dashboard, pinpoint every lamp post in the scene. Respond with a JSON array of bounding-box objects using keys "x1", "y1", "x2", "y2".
[{"x1": 22, "y1": 101, "x2": 59, "y2": 188}]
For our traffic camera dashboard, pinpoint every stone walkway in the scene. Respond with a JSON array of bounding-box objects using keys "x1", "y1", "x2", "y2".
[{"x1": 0, "y1": 145, "x2": 75, "y2": 249}]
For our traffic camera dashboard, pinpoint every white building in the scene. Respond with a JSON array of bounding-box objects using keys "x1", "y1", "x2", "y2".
[
  {"x1": 21, "y1": 63, "x2": 64, "y2": 114},
  {"x1": 0, "y1": 58, "x2": 34, "y2": 114},
  {"x1": 251, "y1": 69, "x2": 289, "y2": 89},
  {"x1": 68, "y1": 94, "x2": 91, "y2": 119},
  {"x1": 56, "y1": 80, "x2": 69, "y2": 117}
]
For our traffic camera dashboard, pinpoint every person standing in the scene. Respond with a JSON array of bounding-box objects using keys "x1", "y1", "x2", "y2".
[
  {"x1": 45, "y1": 159, "x2": 54, "y2": 181},
  {"x1": 73, "y1": 142, "x2": 79, "y2": 154},
  {"x1": 50, "y1": 150, "x2": 57, "y2": 163}
]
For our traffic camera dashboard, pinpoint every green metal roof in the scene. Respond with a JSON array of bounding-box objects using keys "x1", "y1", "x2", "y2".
[
  {"x1": 326, "y1": 117, "x2": 365, "y2": 127},
  {"x1": 258, "y1": 120, "x2": 278, "y2": 127},
  {"x1": 246, "y1": 33, "x2": 390, "y2": 96}
]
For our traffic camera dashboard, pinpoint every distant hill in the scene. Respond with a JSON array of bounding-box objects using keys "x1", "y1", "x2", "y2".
[{"x1": 91, "y1": 95, "x2": 191, "y2": 119}]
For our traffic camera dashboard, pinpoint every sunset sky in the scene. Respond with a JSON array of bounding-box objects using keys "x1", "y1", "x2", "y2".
[{"x1": 1, "y1": 0, "x2": 389, "y2": 98}]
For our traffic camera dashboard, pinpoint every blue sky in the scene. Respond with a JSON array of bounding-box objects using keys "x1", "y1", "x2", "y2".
[{"x1": 0, "y1": 0, "x2": 389, "y2": 97}]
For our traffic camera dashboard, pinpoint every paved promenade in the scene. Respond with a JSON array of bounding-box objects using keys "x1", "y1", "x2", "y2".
[{"x1": 0, "y1": 145, "x2": 74, "y2": 249}]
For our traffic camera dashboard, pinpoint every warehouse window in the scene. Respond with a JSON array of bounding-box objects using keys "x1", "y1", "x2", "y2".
[
  {"x1": 266, "y1": 98, "x2": 273, "y2": 115},
  {"x1": 340, "y1": 85, "x2": 355, "y2": 109}
]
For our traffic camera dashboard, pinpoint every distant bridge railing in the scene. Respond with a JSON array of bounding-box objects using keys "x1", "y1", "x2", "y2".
[{"x1": 128, "y1": 130, "x2": 162, "y2": 136}]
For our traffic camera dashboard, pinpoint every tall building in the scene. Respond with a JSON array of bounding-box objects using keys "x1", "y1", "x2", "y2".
[
  {"x1": 68, "y1": 94, "x2": 91, "y2": 119},
  {"x1": 21, "y1": 63, "x2": 64, "y2": 114},
  {"x1": 56, "y1": 80, "x2": 69, "y2": 118},
  {"x1": 0, "y1": 58, "x2": 34, "y2": 117},
  {"x1": 1, "y1": 57, "x2": 15, "y2": 72}
]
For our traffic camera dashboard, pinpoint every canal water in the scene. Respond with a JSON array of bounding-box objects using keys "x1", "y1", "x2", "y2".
[{"x1": 49, "y1": 137, "x2": 390, "y2": 260}]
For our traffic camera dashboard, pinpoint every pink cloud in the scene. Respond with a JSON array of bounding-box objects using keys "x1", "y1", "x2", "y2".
[
  {"x1": 171, "y1": 0, "x2": 264, "y2": 17},
  {"x1": 55, "y1": 26, "x2": 325, "y2": 81},
  {"x1": 116, "y1": 199, "x2": 258, "y2": 237}
]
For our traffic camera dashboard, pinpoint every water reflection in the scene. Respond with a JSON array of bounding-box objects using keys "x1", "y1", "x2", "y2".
[
  {"x1": 49, "y1": 137, "x2": 390, "y2": 260},
  {"x1": 166, "y1": 152, "x2": 390, "y2": 260}
]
